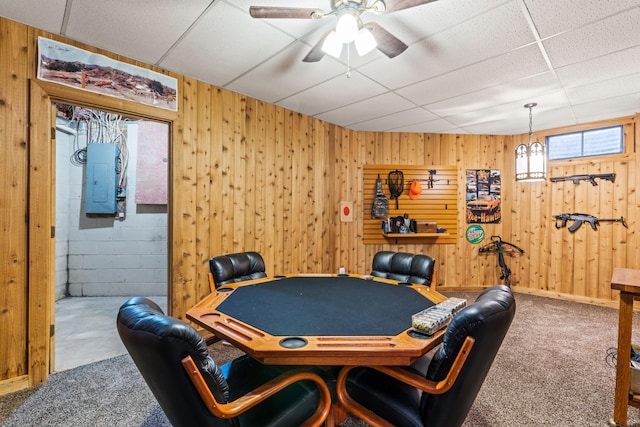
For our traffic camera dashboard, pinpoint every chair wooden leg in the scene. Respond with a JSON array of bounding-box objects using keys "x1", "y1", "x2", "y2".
[{"x1": 325, "y1": 401, "x2": 346, "y2": 426}]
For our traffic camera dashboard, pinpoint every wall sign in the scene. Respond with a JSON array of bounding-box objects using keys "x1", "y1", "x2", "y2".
[
  {"x1": 466, "y1": 169, "x2": 501, "y2": 224},
  {"x1": 340, "y1": 201, "x2": 354, "y2": 222},
  {"x1": 466, "y1": 225, "x2": 485, "y2": 244}
]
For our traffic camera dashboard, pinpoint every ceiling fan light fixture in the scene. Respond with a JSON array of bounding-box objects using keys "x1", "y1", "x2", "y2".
[
  {"x1": 335, "y1": 8, "x2": 359, "y2": 43},
  {"x1": 321, "y1": 30, "x2": 343, "y2": 58},
  {"x1": 355, "y1": 27, "x2": 377, "y2": 55}
]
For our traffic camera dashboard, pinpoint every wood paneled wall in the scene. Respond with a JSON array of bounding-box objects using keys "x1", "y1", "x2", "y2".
[
  {"x1": 0, "y1": 18, "x2": 30, "y2": 391},
  {"x1": 0, "y1": 16, "x2": 638, "y2": 392}
]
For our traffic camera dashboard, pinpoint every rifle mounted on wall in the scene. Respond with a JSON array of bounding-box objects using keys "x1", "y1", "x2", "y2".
[
  {"x1": 554, "y1": 213, "x2": 627, "y2": 232},
  {"x1": 549, "y1": 173, "x2": 615, "y2": 186}
]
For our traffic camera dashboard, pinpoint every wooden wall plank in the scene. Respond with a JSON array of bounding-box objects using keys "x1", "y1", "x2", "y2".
[
  {"x1": 263, "y1": 102, "x2": 276, "y2": 271},
  {"x1": 195, "y1": 81, "x2": 211, "y2": 300},
  {"x1": 28, "y1": 80, "x2": 53, "y2": 384},
  {"x1": 208, "y1": 88, "x2": 225, "y2": 268},
  {"x1": 0, "y1": 18, "x2": 29, "y2": 382},
  {"x1": 282, "y1": 111, "x2": 293, "y2": 273},
  {"x1": 171, "y1": 77, "x2": 199, "y2": 318},
  {"x1": 254, "y1": 99, "x2": 266, "y2": 253}
]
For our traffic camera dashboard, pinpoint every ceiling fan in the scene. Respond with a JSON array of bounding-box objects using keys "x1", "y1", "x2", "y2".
[{"x1": 249, "y1": 0, "x2": 438, "y2": 62}]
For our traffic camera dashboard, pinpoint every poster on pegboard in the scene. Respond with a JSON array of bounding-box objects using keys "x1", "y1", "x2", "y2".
[{"x1": 466, "y1": 169, "x2": 501, "y2": 224}]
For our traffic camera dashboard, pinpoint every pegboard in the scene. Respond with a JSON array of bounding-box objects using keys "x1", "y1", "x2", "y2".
[{"x1": 364, "y1": 165, "x2": 458, "y2": 245}]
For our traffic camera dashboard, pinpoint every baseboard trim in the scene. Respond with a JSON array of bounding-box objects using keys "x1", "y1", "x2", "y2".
[
  {"x1": 0, "y1": 374, "x2": 29, "y2": 396},
  {"x1": 438, "y1": 285, "x2": 622, "y2": 310}
]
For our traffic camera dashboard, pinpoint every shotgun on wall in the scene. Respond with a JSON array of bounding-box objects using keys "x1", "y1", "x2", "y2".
[{"x1": 549, "y1": 173, "x2": 615, "y2": 186}]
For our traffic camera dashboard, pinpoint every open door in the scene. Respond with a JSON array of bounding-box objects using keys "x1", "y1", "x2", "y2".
[
  {"x1": 28, "y1": 81, "x2": 55, "y2": 383},
  {"x1": 50, "y1": 104, "x2": 57, "y2": 372},
  {"x1": 28, "y1": 78, "x2": 176, "y2": 387}
]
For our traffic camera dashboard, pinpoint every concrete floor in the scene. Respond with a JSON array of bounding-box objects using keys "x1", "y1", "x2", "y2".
[{"x1": 54, "y1": 296, "x2": 167, "y2": 372}]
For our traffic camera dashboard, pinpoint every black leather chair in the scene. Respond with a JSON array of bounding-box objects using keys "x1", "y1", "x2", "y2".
[
  {"x1": 371, "y1": 251, "x2": 436, "y2": 287},
  {"x1": 208, "y1": 251, "x2": 267, "y2": 291},
  {"x1": 116, "y1": 297, "x2": 331, "y2": 427},
  {"x1": 337, "y1": 285, "x2": 516, "y2": 427}
]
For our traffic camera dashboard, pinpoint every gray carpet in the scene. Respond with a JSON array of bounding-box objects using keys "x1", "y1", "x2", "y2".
[{"x1": 2, "y1": 292, "x2": 640, "y2": 426}]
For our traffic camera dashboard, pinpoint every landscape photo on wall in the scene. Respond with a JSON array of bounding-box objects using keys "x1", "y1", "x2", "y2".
[{"x1": 37, "y1": 37, "x2": 177, "y2": 111}]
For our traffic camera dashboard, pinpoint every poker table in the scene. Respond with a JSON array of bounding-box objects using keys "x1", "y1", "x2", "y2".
[{"x1": 187, "y1": 274, "x2": 448, "y2": 366}]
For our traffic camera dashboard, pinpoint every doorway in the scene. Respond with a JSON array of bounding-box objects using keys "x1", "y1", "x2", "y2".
[{"x1": 53, "y1": 104, "x2": 169, "y2": 371}]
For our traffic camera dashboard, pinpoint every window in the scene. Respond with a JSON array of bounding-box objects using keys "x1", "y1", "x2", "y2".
[{"x1": 547, "y1": 125, "x2": 623, "y2": 160}]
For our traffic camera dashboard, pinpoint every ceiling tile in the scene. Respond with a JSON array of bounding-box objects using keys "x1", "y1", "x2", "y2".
[
  {"x1": 524, "y1": 0, "x2": 640, "y2": 38},
  {"x1": 315, "y1": 92, "x2": 416, "y2": 127},
  {"x1": 353, "y1": 0, "x2": 511, "y2": 45},
  {"x1": 446, "y1": 90, "x2": 570, "y2": 130},
  {"x1": 543, "y1": 6, "x2": 640, "y2": 68},
  {"x1": 396, "y1": 44, "x2": 548, "y2": 107},
  {"x1": 0, "y1": 0, "x2": 66, "y2": 33},
  {"x1": 462, "y1": 104, "x2": 577, "y2": 135},
  {"x1": 224, "y1": 41, "x2": 347, "y2": 104},
  {"x1": 358, "y1": 0, "x2": 535, "y2": 89},
  {"x1": 65, "y1": 0, "x2": 212, "y2": 65},
  {"x1": 277, "y1": 70, "x2": 390, "y2": 117},
  {"x1": 576, "y1": 108, "x2": 640, "y2": 125},
  {"x1": 572, "y1": 93, "x2": 640, "y2": 121},
  {"x1": 555, "y1": 45, "x2": 640, "y2": 89},
  {"x1": 160, "y1": 2, "x2": 295, "y2": 87},
  {"x1": 349, "y1": 108, "x2": 439, "y2": 131},
  {"x1": 426, "y1": 72, "x2": 562, "y2": 118},
  {"x1": 390, "y1": 117, "x2": 463, "y2": 134},
  {"x1": 566, "y1": 72, "x2": 640, "y2": 106}
]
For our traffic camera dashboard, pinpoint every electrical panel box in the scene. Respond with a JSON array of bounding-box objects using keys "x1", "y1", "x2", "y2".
[{"x1": 84, "y1": 143, "x2": 119, "y2": 214}]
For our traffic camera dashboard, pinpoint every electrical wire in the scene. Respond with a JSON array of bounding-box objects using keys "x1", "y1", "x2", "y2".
[
  {"x1": 63, "y1": 106, "x2": 129, "y2": 192},
  {"x1": 606, "y1": 346, "x2": 618, "y2": 369},
  {"x1": 606, "y1": 346, "x2": 640, "y2": 369}
]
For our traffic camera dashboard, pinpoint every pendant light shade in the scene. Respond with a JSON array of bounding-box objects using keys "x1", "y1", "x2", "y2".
[
  {"x1": 354, "y1": 27, "x2": 377, "y2": 55},
  {"x1": 321, "y1": 31, "x2": 343, "y2": 58},
  {"x1": 335, "y1": 9, "x2": 359, "y2": 43},
  {"x1": 515, "y1": 103, "x2": 547, "y2": 182}
]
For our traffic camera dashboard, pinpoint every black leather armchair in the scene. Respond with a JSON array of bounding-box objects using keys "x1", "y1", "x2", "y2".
[
  {"x1": 371, "y1": 251, "x2": 436, "y2": 287},
  {"x1": 208, "y1": 251, "x2": 267, "y2": 291},
  {"x1": 117, "y1": 297, "x2": 331, "y2": 427},
  {"x1": 337, "y1": 285, "x2": 516, "y2": 427}
]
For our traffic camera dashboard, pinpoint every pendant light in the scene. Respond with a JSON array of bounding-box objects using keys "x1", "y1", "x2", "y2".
[{"x1": 515, "y1": 102, "x2": 546, "y2": 182}]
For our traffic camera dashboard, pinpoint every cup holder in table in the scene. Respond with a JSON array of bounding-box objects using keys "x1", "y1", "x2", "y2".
[
  {"x1": 407, "y1": 329, "x2": 432, "y2": 339},
  {"x1": 279, "y1": 337, "x2": 308, "y2": 349}
]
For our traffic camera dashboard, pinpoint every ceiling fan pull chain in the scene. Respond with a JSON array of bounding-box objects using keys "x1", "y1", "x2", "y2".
[{"x1": 346, "y1": 43, "x2": 352, "y2": 78}]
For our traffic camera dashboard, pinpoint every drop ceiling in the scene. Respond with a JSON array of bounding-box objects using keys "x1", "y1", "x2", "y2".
[{"x1": 2, "y1": 0, "x2": 640, "y2": 135}]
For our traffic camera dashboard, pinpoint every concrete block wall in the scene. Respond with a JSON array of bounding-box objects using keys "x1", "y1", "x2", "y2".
[{"x1": 55, "y1": 119, "x2": 168, "y2": 299}]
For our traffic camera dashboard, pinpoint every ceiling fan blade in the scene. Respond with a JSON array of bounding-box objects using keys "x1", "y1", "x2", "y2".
[
  {"x1": 381, "y1": 0, "x2": 438, "y2": 13},
  {"x1": 302, "y1": 31, "x2": 331, "y2": 62},
  {"x1": 367, "y1": 22, "x2": 408, "y2": 58},
  {"x1": 249, "y1": 6, "x2": 323, "y2": 19}
]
